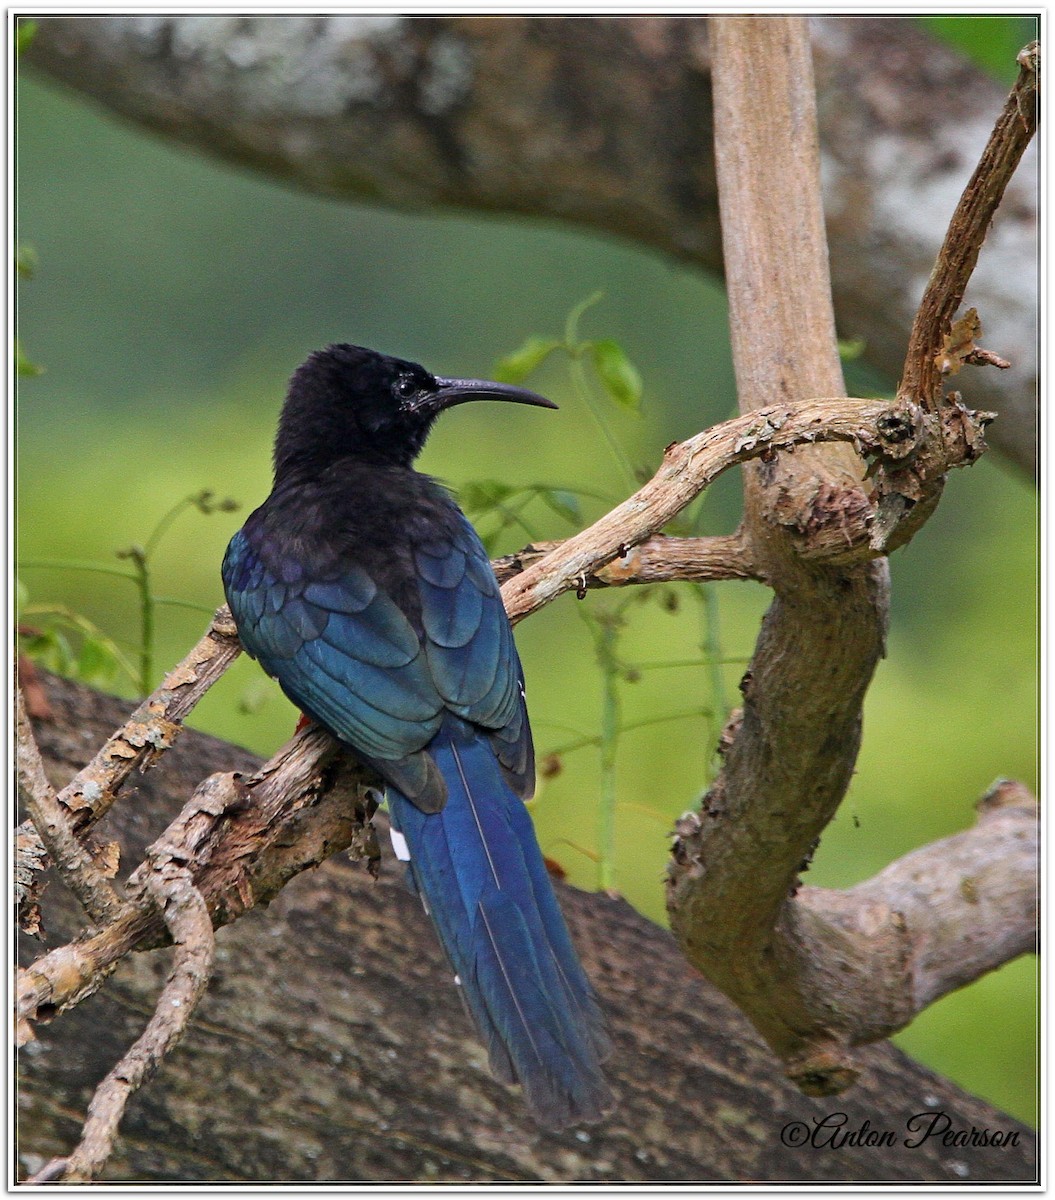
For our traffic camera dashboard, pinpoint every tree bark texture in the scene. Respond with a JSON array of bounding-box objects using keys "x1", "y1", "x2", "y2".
[
  {"x1": 16, "y1": 674, "x2": 1036, "y2": 1184},
  {"x1": 25, "y1": 15, "x2": 1038, "y2": 475}
]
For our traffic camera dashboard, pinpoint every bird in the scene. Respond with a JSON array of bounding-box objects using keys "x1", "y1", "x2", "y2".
[{"x1": 221, "y1": 344, "x2": 613, "y2": 1127}]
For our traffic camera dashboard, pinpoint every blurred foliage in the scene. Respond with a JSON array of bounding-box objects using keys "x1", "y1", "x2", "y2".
[
  {"x1": 15, "y1": 16, "x2": 1037, "y2": 1126},
  {"x1": 19, "y1": 489, "x2": 237, "y2": 695}
]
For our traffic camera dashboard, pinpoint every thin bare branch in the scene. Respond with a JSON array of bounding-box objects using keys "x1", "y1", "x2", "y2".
[
  {"x1": 15, "y1": 687, "x2": 127, "y2": 926},
  {"x1": 494, "y1": 532, "x2": 761, "y2": 588},
  {"x1": 55, "y1": 606, "x2": 243, "y2": 832},
  {"x1": 899, "y1": 41, "x2": 1038, "y2": 411},
  {"x1": 965, "y1": 347, "x2": 1012, "y2": 371},
  {"x1": 62, "y1": 854, "x2": 215, "y2": 1182},
  {"x1": 14, "y1": 825, "x2": 48, "y2": 940},
  {"x1": 25, "y1": 1157, "x2": 69, "y2": 1184}
]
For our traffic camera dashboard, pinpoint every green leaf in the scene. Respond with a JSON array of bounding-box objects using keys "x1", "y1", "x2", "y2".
[
  {"x1": 15, "y1": 339, "x2": 44, "y2": 378},
  {"x1": 15, "y1": 578, "x2": 28, "y2": 622},
  {"x1": 16, "y1": 19, "x2": 38, "y2": 58},
  {"x1": 493, "y1": 337, "x2": 561, "y2": 385},
  {"x1": 537, "y1": 488, "x2": 582, "y2": 526},
  {"x1": 590, "y1": 339, "x2": 643, "y2": 411},
  {"x1": 460, "y1": 479, "x2": 516, "y2": 516},
  {"x1": 838, "y1": 337, "x2": 867, "y2": 362}
]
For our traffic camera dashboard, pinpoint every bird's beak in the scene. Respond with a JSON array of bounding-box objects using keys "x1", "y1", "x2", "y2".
[{"x1": 425, "y1": 377, "x2": 559, "y2": 415}]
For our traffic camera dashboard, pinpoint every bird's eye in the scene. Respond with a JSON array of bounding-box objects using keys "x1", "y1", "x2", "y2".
[{"x1": 395, "y1": 376, "x2": 418, "y2": 400}]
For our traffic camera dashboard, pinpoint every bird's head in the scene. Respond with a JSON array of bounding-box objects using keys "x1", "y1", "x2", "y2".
[{"x1": 274, "y1": 344, "x2": 557, "y2": 478}]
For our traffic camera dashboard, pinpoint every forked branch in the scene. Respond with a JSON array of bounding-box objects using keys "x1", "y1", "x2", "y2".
[{"x1": 666, "y1": 19, "x2": 1038, "y2": 1093}]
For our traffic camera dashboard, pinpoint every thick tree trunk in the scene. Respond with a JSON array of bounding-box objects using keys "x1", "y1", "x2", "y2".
[
  {"x1": 25, "y1": 15, "x2": 1038, "y2": 475},
  {"x1": 17, "y1": 674, "x2": 1036, "y2": 1183}
]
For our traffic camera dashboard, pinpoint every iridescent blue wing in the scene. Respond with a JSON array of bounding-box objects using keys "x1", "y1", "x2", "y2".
[
  {"x1": 222, "y1": 527, "x2": 447, "y2": 806},
  {"x1": 415, "y1": 513, "x2": 534, "y2": 797}
]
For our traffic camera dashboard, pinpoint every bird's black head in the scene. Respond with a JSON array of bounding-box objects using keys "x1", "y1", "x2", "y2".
[{"x1": 273, "y1": 344, "x2": 556, "y2": 479}]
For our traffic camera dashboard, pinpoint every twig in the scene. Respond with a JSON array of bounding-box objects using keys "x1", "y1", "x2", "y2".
[
  {"x1": 15, "y1": 687, "x2": 127, "y2": 926},
  {"x1": 493, "y1": 532, "x2": 761, "y2": 588},
  {"x1": 25, "y1": 1157, "x2": 69, "y2": 1184},
  {"x1": 62, "y1": 853, "x2": 215, "y2": 1183},
  {"x1": 898, "y1": 41, "x2": 1038, "y2": 411},
  {"x1": 964, "y1": 347, "x2": 1011, "y2": 370},
  {"x1": 55, "y1": 605, "x2": 242, "y2": 832}
]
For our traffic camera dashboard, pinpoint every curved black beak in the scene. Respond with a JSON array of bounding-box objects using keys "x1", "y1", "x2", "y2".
[{"x1": 427, "y1": 376, "x2": 558, "y2": 415}]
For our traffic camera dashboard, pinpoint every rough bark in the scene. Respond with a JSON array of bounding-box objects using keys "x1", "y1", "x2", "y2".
[
  {"x1": 16, "y1": 673, "x2": 1037, "y2": 1184},
  {"x1": 24, "y1": 14, "x2": 1037, "y2": 475}
]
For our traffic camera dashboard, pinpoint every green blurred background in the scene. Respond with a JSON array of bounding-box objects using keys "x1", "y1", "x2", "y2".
[{"x1": 15, "y1": 17, "x2": 1037, "y2": 1125}]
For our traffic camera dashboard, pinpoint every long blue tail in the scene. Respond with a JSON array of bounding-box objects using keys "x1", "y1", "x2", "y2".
[{"x1": 387, "y1": 718, "x2": 612, "y2": 1128}]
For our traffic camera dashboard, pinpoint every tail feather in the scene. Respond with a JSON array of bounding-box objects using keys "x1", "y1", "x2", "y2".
[
  {"x1": 387, "y1": 718, "x2": 612, "y2": 1128},
  {"x1": 506, "y1": 797, "x2": 613, "y2": 1062}
]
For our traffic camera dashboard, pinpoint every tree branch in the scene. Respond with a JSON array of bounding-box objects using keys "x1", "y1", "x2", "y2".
[
  {"x1": 15, "y1": 687, "x2": 127, "y2": 927},
  {"x1": 53, "y1": 607, "x2": 243, "y2": 835},
  {"x1": 26, "y1": 15, "x2": 1038, "y2": 474},
  {"x1": 499, "y1": 394, "x2": 963, "y2": 624},
  {"x1": 806, "y1": 779, "x2": 1038, "y2": 1018},
  {"x1": 666, "y1": 20, "x2": 1036, "y2": 1093},
  {"x1": 664, "y1": 19, "x2": 891, "y2": 1093},
  {"x1": 59, "y1": 853, "x2": 215, "y2": 1184},
  {"x1": 899, "y1": 43, "x2": 1039, "y2": 412},
  {"x1": 672, "y1": 752, "x2": 1038, "y2": 1091},
  {"x1": 493, "y1": 532, "x2": 761, "y2": 588}
]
